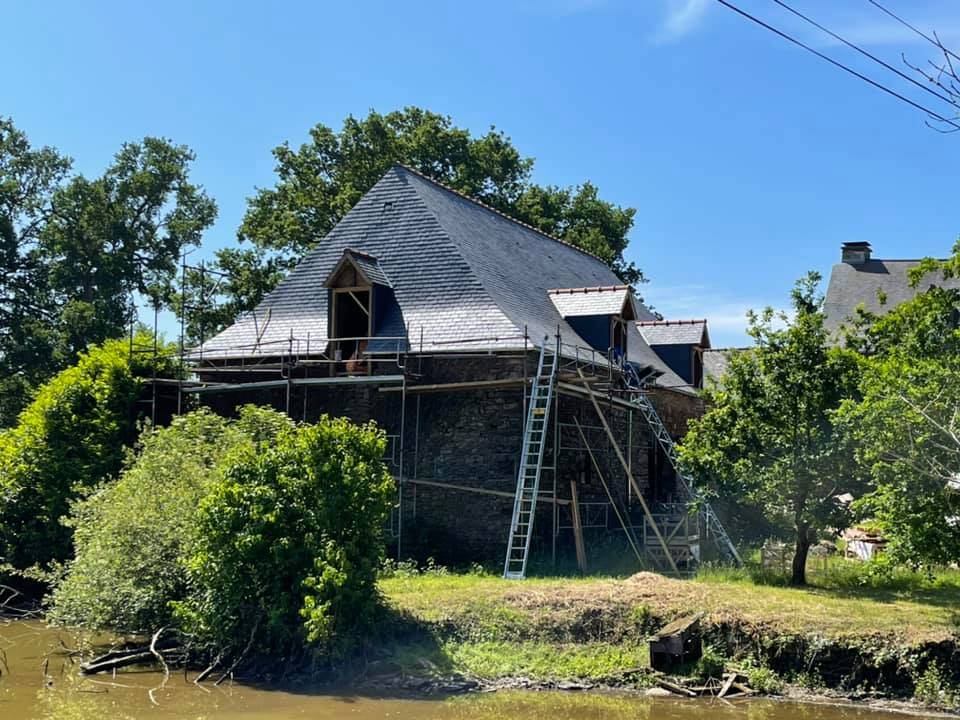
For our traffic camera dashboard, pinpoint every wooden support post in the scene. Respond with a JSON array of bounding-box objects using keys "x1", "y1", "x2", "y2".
[
  {"x1": 572, "y1": 417, "x2": 644, "y2": 565},
  {"x1": 576, "y1": 368, "x2": 680, "y2": 575},
  {"x1": 569, "y1": 480, "x2": 587, "y2": 573}
]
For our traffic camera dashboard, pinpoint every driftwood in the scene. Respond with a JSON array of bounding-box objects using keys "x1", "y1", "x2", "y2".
[
  {"x1": 214, "y1": 618, "x2": 259, "y2": 686},
  {"x1": 80, "y1": 633, "x2": 181, "y2": 676},
  {"x1": 718, "y1": 671, "x2": 738, "y2": 698},
  {"x1": 655, "y1": 677, "x2": 697, "y2": 697},
  {"x1": 654, "y1": 670, "x2": 755, "y2": 698},
  {"x1": 80, "y1": 650, "x2": 157, "y2": 675}
]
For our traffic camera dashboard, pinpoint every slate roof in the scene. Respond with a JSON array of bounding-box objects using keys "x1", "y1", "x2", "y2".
[
  {"x1": 636, "y1": 319, "x2": 709, "y2": 347},
  {"x1": 702, "y1": 348, "x2": 739, "y2": 386},
  {"x1": 331, "y1": 249, "x2": 392, "y2": 288},
  {"x1": 548, "y1": 286, "x2": 638, "y2": 317},
  {"x1": 824, "y1": 257, "x2": 960, "y2": 335},
  {"x1": 197, "y1": 165, "x2": 686, "y2": 391}
]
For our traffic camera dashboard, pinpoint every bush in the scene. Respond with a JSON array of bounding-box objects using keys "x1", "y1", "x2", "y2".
[
  {"x1": 0, "y1": 334, "x2": 173, "y2": 572},
  {"x1": 48, "y1": 407, "x2": 289, "y2": 632},
  {"x1": 174, "y1": 415, "x2": 395, "y2": 658}
]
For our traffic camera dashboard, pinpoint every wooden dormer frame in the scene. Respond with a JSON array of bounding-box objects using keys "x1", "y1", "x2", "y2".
[
  {"x1": 325, "y1": 252, "x2": 378, "y2": 375},
  {"x1": 610, "y1": 291, "x2": 638, "y2": 362}
]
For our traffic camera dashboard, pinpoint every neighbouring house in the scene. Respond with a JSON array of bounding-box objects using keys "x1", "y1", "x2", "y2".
[
  {"x1": 702, "y1": 347, "x2": 740, "y2": 387},
  {"x1": 186, "y1": 165, "x2": 737, "y2": 575},
  {"x1": 842, "y1": 526, "x2": 887, "y2": 562},
  {"x1": 824, "y1": 241, "x2": 960, "y2": 336},
  {"x1": 637, "y1": 319, "x2": 710, "y2": 389}
]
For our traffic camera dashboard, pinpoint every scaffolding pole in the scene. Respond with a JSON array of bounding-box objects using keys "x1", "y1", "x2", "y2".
[{"x1": 576, "y1": 367, "x2": 679, "y2": 575}]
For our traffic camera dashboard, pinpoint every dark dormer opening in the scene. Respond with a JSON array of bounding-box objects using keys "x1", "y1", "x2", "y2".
[
  {"x1": 611, "y1": 294, "x2": 637, "y2": 359},
  {"x1": 323, "y1": 249, "x2": 391, "y2": 375},
  {"x1": 842, "y1": 241, "x2": 872, "y2": 265}
]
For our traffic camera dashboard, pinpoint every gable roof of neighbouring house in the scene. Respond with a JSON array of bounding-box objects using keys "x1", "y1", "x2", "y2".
[
  {"x1": 196, "y1": 165, "x2": 687, "y2": 390},
  {"x1": 636, "y1": 319, "x2": 710, "y2": 347},
  {"x1": 702, "y1": 347, "x2": 745, "y2": 386},
  {"x1": 824, "y1": 243, "x2": 960, "y2": 336}
]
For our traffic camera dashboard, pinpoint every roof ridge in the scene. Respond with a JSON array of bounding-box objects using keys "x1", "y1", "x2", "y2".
[
  {"x1": 548, "y1": 285, "x2": 630, "y2": 295},
  {"x1": 394, "y1": 163, "x2": 611, "y2": 267},
  {"x1": 637, "y1": 318, "x2": 706, "y2": 326}
]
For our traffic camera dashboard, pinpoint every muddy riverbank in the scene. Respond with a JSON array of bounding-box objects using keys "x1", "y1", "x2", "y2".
[{"x1": 0, "y1": 620, "x2": 948, "y2": 720}]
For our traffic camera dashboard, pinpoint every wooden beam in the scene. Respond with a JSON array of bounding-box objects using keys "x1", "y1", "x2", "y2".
[
  {"x1": 347, "y1": 290, "x2": 370, "y2": 315},
  {"x1": 576, "y1": 367, "x2": 680, "y2": 575},
  {"x1": 380, "y1": 378, "x2": 525, "y2": 394},
  {"x1": 572, "y1": 417, "x2": 644, "y2": 565},
  {"x1": 569, "y1": 480, "x2": 588, "y2": 574},
  {"x1": 406, "y1": 478, "x2": 570, "y2": 505}
]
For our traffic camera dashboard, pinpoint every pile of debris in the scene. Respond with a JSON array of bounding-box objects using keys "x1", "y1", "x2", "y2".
[{"x1": 651, "y1": 671, "x2": 755, "y2": 699}]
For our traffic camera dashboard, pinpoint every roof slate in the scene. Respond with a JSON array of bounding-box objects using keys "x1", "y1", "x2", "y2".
[
  {"x1": 702, "y1": 348, "x2": 737, "y2": 385},
  {"x1": 348, "y1": 250, "x2": 392, "y2": 288},
  {"x1": 548, "y1": 286, "x2": 634, "y2": 317},
  {"x1": 197, "y1": 166, "x2": 685, "y2": 390},
  {"x1": 637, "y1": 320, "x2": 709, "y2": 347},
  {"x1": 823, "y1": 259, "x2": 960, "y2": 335}
]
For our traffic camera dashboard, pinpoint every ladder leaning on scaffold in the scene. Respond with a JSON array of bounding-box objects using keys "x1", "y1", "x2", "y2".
[
  {"x1": 623, "y1": 363, "x2": 742, "y2": 566},
  {"x1": 503, "y1": 338, "x2": 559, "y2": 580}
]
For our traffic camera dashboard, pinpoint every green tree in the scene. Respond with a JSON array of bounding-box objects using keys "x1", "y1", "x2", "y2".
[
  {"x1": 0, "y1": 124, "x2": 216, "y2": 425},
  {"x1": 50, "y1": 407, "x2": 292, "y2": 633},
  {"x1": 837, "y1": 243, "x2": 960, "y2": 566},
  {"x1": 176, "y1": 415, "x2": 395, "y2": 657},
  {"x1": 679, "y1": 273, "x2": 862, "y2": 584},
  {"x1": 0, "y1": 334, "x2": 175, "y2": 572},
  {"x1": 0, "y1": 118, "x2": 72, "y2": 425},
  {"x1": 41, "y1": 137, "x2": 217, "y2": 354},
  {"x1": 186, "y1": 108, "x2": 642, "y2": 342}
]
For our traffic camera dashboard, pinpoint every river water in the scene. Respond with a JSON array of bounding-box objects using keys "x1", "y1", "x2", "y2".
[{"x1": 0, "y1": 621, "x2": 925, "y2": 719}]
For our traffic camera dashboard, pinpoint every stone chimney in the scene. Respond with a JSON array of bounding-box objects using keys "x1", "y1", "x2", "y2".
[{"x1": 841, "y1": 241, "x2": 872, "y2": 265}]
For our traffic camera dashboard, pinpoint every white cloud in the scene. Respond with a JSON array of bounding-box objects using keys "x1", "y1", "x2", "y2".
[
  {"x1": 654, "y1": 0, "x2": 711, "y2": 44},
  {"x1": 642, "y1": 282, "x2": 787, "y2": 348}
]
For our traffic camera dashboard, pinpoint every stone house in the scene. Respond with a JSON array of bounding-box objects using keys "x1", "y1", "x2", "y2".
[
  {"x1": 188, "y1": 165, "x2": 735, "y2": 575},
  {"x1": 824, "y1": 241, "x2": 960, "y2": 336}
]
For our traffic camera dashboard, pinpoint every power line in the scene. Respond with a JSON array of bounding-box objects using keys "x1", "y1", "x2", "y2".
[
  {"x1": 713, "y1": 0, "x2": 960, "y2": 131},
  {"x1": 770, "y1": 0, "x2": 957, "y2": 109},
  {"x1": 866, "y1": 0, "x2": 960, "y2": 64}
]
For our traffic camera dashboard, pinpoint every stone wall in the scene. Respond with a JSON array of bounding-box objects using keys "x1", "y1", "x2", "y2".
[
  {"x1": 195, "y1": 354, "x2": 703, "y2": 567},
  {"x1": 647, "y1": 388, "x2": 704, "y2": 439}
]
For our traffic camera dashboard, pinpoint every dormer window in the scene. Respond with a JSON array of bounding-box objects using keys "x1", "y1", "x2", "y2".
[
  {"x1": 548, "y1": 285, "x2": 640, "y2": 361},
  {"x1": 323, "y1": 249, "x2": 393, "y2": 375}
]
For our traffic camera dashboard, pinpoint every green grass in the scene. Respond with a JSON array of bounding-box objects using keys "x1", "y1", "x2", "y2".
[
  {"x1": 375, "y1": 561, "x2": 960, "y2": 689},
  {"x1": 381, "y1": 560, "x2": 960, "y2": 643},
  {"x1": 443, "y1": 641, "x2": 648, "y2": 681}
]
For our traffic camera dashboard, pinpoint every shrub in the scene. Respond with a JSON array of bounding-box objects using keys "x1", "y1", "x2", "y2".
[
  {"x1": 48, "y1": 407, "x2": 289, "y2": 632},
  {"x1": 693, "y1": 644, "x2": 726, "y2": 681},
  {"x1": 0, "y1": 334, "x2": 173, "y2": 571},
  {"x1": 174, "y1": 415, "x2": 395, "y2": 658}
]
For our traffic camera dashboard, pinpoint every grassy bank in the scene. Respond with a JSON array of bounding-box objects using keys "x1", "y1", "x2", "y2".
[{"x1": 375, "y1": 564, "x2": 960, "y2": 707}]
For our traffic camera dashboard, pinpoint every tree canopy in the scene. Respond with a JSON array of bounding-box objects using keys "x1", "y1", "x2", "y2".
[
  {"x1": 837, "y1": 243, "x2": 960, "y2": 567},
  {"x1": 184, "y1": 108, "x2": 642, "y2": 343},
  {"x1": 680, "y1": 273, "x2": 863, "y2": 584},
  {"x1": 0, "y1": 335, "x2": 175, "y2": 572},
  {"x1": 0, "y1": 118, "x2": 215, "y2": 426}
]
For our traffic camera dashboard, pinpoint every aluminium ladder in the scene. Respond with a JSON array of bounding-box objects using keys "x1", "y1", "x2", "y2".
[
  {"x1": 626, "y1": 376, "x2": 742, "y2": 566},
  {"x1": 503, "y1": 339, "x2": 559, "y2": 579}
]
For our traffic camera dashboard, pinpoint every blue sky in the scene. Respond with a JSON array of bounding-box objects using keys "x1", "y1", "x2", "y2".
[{"x1": 4, "y1": 0, "x2": 959, "y2": 346}]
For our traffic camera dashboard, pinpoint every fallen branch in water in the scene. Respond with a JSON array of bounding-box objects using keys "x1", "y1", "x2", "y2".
[
  {"x1": 194, "y1": 650, "x2": 223, "y2": 685},
  {"x1": 80, "y1": 650, "x2": 157, "y2": 675},
  {"x1": 214, "y1": 619, "x2": 259, "y2": 687}
]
